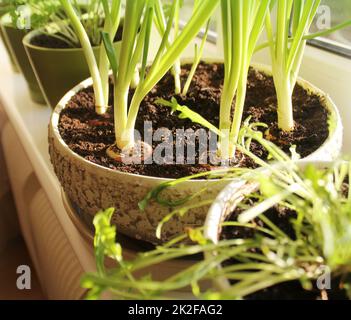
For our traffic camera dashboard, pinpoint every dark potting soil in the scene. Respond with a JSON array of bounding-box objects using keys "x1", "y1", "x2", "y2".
[
  {"x1": 30, "y1": 33, "x2": 72, "y2": 49},
  {"x1": 220, "y1": 187, "x2": 350, "y2": 300},
  {"x1": 58, "y1": 62, "x2": 329, "y2": 179},
  {"x1": 30, "y1": 25, "x2": 123, "y2": 49}
]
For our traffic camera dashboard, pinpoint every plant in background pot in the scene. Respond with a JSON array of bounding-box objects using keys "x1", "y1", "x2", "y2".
[
  {"x1": 0, "y1": 0, "x2": 49, "y2": 103},
  {"x1": 23, "y1": 0, "x2": 123, "y2": 108},
  {"x1": 0, "y1": 0, "x2": 19, "y2": 72},
  {"x1": 49, "y1": 0, "x2": 349, "y2": 245}
]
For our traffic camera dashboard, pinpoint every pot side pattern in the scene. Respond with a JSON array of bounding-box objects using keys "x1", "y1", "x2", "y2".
[{"x1": 49, "y1": 129, "x2": 225, "y2": 244}]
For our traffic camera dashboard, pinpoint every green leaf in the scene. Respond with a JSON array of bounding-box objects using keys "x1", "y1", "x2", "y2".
[
  {"x1": 101, "y1": 31, "x2": 118, "y2": 77},
  {"x1": 93, "y1": 208, "x2": 122, "y2": 260},
  {"x1": 187, "y1": 228, "x2": 208, "y2": 245},
  {"x1": 139, "y1": 180, "x2": 192, "y2": 211},
  {"x1": 140, "y1": 3, "x2": 154, "y2": 81},
  {"x1": 156, "y1": 98, "x2": 224, "y2": 137}
]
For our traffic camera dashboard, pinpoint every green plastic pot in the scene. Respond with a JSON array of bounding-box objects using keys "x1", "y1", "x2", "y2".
[
  {"x1": 0, "y1": 6, "x2": 19, "y2": 72},
  {"x1": 23, "y1": 29, "x2": 121, "y2": 109},
  {"x1": 0, "y1": 14, "x2": 45, "y2": 104},
  {"x1": 0, "y1": 25, "x2": 19, "y2": 72}
]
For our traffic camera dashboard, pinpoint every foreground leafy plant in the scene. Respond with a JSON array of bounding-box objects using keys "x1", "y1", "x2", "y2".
[
  {"x1": 81, "y1": 124, "x2": 351, "y2": 299},
  {"x1": 222, "y1": 161, "x2": 351, "y2": 299}
]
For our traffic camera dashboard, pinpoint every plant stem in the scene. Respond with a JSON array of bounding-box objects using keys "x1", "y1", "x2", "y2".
[
  {"x1": 219, "y1": 0, "x2": 269, "y2": 159},
  {"x1": 172, "y1": 1, "x2": 181, "y2": 94},
  {"x1": 124, "y1": 0, "x2": 219, "y2": 150},
  {"x1": 130, "y1": 67, "x2": 140, "y2": 89},
  {"x1": 114, "y1": 87, "x2": 130, "y2": 149},
  {"x1": 219, "y1": 0, "x2": 242, "y2": 160},
  {"x1": 99, "y1": 0, "x2": 121, "y2": 112},
  {"x1": 60, "y1": 0, "x2": 105, "y2": 114},
  {"x1": 182, "y1": 20, "x2": 210, "y2": 96},
  {"x1": 230, "y1": 70, "x2": 248, "y2": 155},
  {"x1": 276, "y1": 76, "x2": 294, "y2": 131},
  {"x1": 255, "y1": 18, "x2": 351, "y2": 53},
  {"x1": 266, "y1": 0, "x2": 322, "y2": 131},
  {"x1": 172, "y1": 61, "x2": 181, "y2": 94},
  {"x1": 112, "y1": 0, "x2": 146, "y2": 149}
]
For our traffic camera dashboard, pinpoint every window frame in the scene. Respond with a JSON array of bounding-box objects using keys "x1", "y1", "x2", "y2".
[
  {"x1": 179, "y1": 3, "x2": 351, "y2": 58},
  {"x1": 307, "y1": 38, "x2": 351, "y2": 59}
]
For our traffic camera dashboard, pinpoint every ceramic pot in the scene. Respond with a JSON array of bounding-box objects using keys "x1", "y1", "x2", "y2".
[
  {"x1": 49, "y1": 62, "x2": 343, "y2": 245},
  {"x1": 49, "y1": 77, "x2": 229, "y2": 245}
]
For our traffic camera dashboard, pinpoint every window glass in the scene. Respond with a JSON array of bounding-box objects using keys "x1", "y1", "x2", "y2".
[
  {"x1": 309, "y1": 0, "x2": 351, "y2": 48},
  {"x1": 180, "y1": 0, "x2": 217, "y2": 32},
  {"x1": 179, "y1": 1, "x2": 351, "y2": 56}
]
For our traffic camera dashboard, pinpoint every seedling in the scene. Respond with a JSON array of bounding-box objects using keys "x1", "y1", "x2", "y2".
[
  {"x1": 100, "y1": 0, "x2": 219, "y2": 159},
  {"x1": 60, "y1": 0, "x2": 121, "y2": 114},
  {"x1": 218, "y1": 0, "x2": 270, "y2": 160},
  {"x1": 82, "y1": 128, "x2": 351, "y2": 299}
]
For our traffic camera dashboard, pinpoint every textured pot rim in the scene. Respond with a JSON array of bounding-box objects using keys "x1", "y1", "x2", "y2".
[
  {"x1": 23, "y1": 21, "x2": 123, "y2": 52},
  {"x1": 50, "y1": 59, "x2": 342, "y2": 183},
  {"x1": 203, "y1": 160, "x2": 337, "y2": 291}
]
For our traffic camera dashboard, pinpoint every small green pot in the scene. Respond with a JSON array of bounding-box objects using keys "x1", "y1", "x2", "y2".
[
  {"x1": 0, "y1": 26, "x2": 20, "y2": 72},
  {"x1": 0, "y1": 14, "x2": 45, "y2": 104},
  {"x1": 23, "y1": 29, "x2": 121, "y2": 109},
  {"x1": 0, "y1": 6, "x2": 19, "y2": 72}
]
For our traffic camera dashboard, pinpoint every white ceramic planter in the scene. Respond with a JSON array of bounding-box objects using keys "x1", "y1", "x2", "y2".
[{"x1": 49, "y1": 62, "x2": 343, "y2": 245}]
